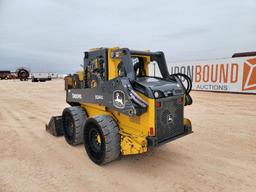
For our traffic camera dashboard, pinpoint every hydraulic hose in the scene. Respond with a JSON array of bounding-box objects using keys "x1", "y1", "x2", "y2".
[
  {"x1": 170, "y1": 73, "x2": 193, "y2": 105},
  {"x1": 128, "y1": 88, "x2": 148, "y2": 108},
  {"x1": 129, "y1": 89, "x2": 148, "y2": 107},
  {"x1": 170, "y1": 73, "x2": 192, "y2": 95},
  {"x1": 129, "y1": 92, "x2": 148, "y2": 108}
]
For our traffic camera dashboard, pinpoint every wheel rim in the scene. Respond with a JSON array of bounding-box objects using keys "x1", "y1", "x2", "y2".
[
  {"x1": 84, "y1": 123, "x2": 104, "y2": 162},
  {"x1": 89, "y1": 128, "x2": 102, "y2": 152}
]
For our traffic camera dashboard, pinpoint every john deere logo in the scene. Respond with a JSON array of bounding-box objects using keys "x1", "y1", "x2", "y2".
[
  {"x1": 113, "y1": 90, "x2": 125, "y2": 109},
  {"x1": 242, "y1": 58, "x2": 256, "y2": 91},
  {"x1": 167, "y1": 114, "x2": 174, "y2": 124}
]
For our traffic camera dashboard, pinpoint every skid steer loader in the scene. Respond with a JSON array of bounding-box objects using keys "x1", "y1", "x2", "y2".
[{"x1": 46, "y1": 47, "x2": 193, "y2": 165}]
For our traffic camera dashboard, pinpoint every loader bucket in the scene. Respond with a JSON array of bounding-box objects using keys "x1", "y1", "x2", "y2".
[{"x1": 46, "y1": 116, "x2": 63, "y2": 136}]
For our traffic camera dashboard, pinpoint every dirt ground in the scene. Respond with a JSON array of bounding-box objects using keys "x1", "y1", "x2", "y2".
[{"x1": 0, "y1": 79, "x2": 255, "y2": 192}]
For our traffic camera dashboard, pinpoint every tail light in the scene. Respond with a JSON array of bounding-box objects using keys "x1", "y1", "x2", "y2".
[
  {"x1": 177, "y1": 96, "x2": 183, "y2": 104},
  {"x1": 149, "y1": 127, "x2": 154, "y2": 136},
  {"x1": 155, "y1": 101, "x2": 161, "y2": 108}
]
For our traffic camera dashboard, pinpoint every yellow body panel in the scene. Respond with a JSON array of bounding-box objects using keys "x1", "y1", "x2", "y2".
[
  {"x1": 184, "y1": 118, "x2": 191, "y2": 127},
  {"x1": 107, "y1": 48, "x2": 151, "y2": 80},
  {"x1": 77, "y1": 71, "x2": 84, "y2": 81},
  {"x1": 65, "y1": 76, "x2": 73, "y2": 88},
  {"x1": 81, "y1": 103, "x2": 109, "y2": 116},
  {"x1": 107, "y1": 47, "x2": 121, "y2": 80},
  {"x1": 80, "y1": 95, "x2": 155, "y2": 155}
]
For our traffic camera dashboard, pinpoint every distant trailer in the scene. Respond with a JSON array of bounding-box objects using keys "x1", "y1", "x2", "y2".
[
  {"x1": 0, "y1": 71, "x2": 11, "y2": 79},
  {"x1": 48, "y1": 72, "x2": 58, "y2": 79},
  {"x1": 31, "y1": 72, "x2": 51, "y2": 82}
]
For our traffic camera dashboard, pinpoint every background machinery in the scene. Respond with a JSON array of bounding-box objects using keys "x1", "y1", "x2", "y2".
[
  {"x1": 0, "y1": 71, "x2": 12, "y2": 80},
  {"x1": 47, "y1": 47, "x2": 193, "y2": 165},
  {"x1": 16, "y1": 67, "x2": 30, "y2": 81},
  {"x1": 31, "y1": 72, "x2": 52, "y2": 82}
]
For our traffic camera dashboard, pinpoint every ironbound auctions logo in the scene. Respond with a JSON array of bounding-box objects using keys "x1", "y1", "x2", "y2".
[
  {"x1": 242, "y1": 58, "x2": 256, "y2": 91},
  {"x1": 170, "y1": 57, "x2": 256, "y2": 92}
]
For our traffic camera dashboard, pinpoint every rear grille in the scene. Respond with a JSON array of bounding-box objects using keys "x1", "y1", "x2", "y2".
[{"x1": 155, "y1": 96, "x2": 184, "y2": 143}]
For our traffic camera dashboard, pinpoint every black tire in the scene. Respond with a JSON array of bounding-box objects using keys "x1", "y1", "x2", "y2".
[
  {"x1": 17, "y1": 69, "x2": 29, "y2": 81},
  {"x1": 62, "y1": 106, "x2": 87, "y2": 145},
  {"x1": 83, "y1": 115, "x2": 120, "y2": 165}
]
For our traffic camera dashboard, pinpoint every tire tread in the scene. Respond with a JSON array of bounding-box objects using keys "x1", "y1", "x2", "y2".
[
  {"x1": 94, "y1": 115, "x2": 120, "y2": 164},
  {"x1": 63, "y1": 106, "x2": 87, "y2": 145}
]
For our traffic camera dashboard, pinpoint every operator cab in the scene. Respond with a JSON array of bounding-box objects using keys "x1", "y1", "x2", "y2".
[
  {"x1": 118, "y1": 50, "x2": 189, "y2": 100},
  {"x1": 82, "y1": 48, "x2": 192, "y2": 104}
]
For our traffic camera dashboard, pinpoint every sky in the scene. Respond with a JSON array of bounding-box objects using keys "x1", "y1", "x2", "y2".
[{"x1": 0, "y1": 0, "x2": 255, "y2": 73}]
